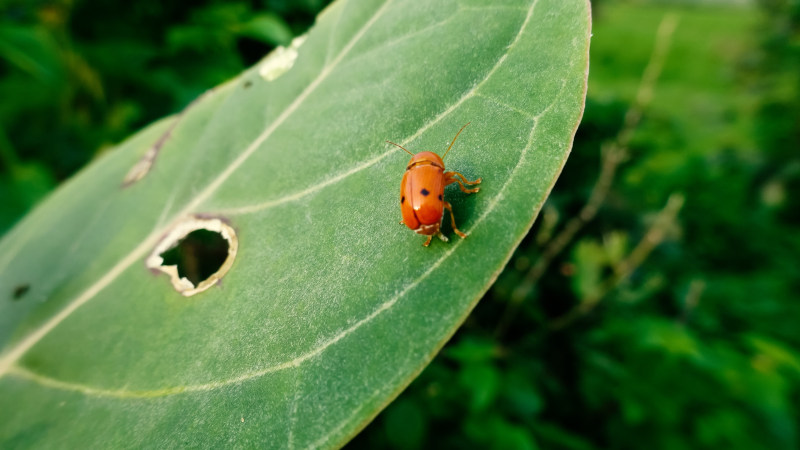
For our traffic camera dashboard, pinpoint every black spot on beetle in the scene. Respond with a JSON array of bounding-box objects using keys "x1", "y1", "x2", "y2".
[
  {"x1": 401, "y1": 196, "x2": 405, "y2": 204},
  {"x1": 421, "y1": 188, "x2": 430, "y2": 196},
  {"x1": 438, "y1": 194, "x2": 443, "y2": 201}
]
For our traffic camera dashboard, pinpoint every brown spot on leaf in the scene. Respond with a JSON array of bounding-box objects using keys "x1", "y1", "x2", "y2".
[
  {"x1": 123, "y1": 91, "x2": 211, "y2": 188},
  {"x1": 12, "y1": 284, "x2": 30, "y2": 300}
]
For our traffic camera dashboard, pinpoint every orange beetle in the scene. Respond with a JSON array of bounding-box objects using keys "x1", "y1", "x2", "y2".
[{"x1": 387, "y1": 123, "x2": 482, "y2": 246}]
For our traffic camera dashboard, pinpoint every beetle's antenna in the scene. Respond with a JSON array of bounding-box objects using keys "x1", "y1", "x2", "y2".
[
  {"x1": 442, "y1": 122, "x2": 471, "y2": 159},
  {"x1": 386, "y1": 140, "x2": 414, "y2": 155}
]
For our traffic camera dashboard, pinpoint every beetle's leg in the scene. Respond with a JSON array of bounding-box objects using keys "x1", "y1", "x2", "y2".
[
  {"x1": 444, "y1": 201, "x2": 467, "y2": 238},
  {"x1": 444, "y1": 171, "x2": 481, "y2": 194},
  {"x1": 437, "y1": 232, "x2": 449, "y2": 242},
  {"x1": 422, "y1": 234, "x2": 433, "y2": 246},
  {"x1": 399, "y1": 220, "x2": 404, "y2": 225},
  {"x1": 446, "y1": 171, "x2": 482, "y2": 185}
]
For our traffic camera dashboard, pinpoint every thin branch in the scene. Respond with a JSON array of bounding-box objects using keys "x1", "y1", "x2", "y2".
[
  {"x1": 494, "y1": 14, "x2": 680, "y2": 337},
  {"x1": 534, "y1": 203, "x2": 560, "y2": 247},
  {"x1": 0, "y1": 125, "x2": 21, "y2": 174},
  {"x1": 549, "y1": 193, "x2": 685, "y2": 330},
  {"x1": 679, "y1": 279, "x2": 706, "y2": 324}
]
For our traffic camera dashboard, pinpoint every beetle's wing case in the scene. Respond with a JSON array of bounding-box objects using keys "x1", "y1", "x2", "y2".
[
  {"x1": 400, "y1": 170, "x2": 420, "y2": 230},
  {"x1": 407, "y1": 164, "x2": 445, "y2": 225}
]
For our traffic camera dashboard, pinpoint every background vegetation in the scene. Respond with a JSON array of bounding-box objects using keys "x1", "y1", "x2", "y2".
[{"x1": 1, "y1": 0, "x2": 798, "y2": 448}]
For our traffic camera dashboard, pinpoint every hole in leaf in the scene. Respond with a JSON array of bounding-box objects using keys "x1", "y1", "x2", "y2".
[
  {"x1": 159, "y1": 230, "x2": 229, "y2": 287},
  {"x1": 146, "y1": 216, "x2": 238, "y2": 297},
  {"x1": 12, "y1": 284, "x2": 30, "y2": 300}
]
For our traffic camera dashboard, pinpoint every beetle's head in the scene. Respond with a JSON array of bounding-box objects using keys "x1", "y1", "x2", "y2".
[{"x1": 408, "y1": 151, "x2": 444, "y2": 168}]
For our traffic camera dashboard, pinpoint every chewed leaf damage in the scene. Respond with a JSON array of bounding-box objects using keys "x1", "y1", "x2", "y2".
[
  {"x1": 146, "y1": 216, "x2": 238, "y2": 296},
  {"x1": 123, "y1": 92, "x2": 211, "y2": 187},
  {"x1": 258, "y1": 35, "x2": 307, "y2": 81}
]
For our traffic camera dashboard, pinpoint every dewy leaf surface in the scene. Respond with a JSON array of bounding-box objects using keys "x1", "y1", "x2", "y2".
[{"x1": 0, "y1": 0, "x2": 590, "y2": 447}]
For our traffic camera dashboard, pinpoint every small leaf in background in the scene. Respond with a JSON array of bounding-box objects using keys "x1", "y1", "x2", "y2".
[
  {"x1": 501, "y1": 369, "x2": 544, "y2": 417},
  {"x1": 747, "y1": 335, "x2": 800, "y2": 375},
  {"x1": 0, "y1": 25, "x2": 63, "y2": 83},
  {"x1": 459, "y1": 363, "x2": 501, "y2": 412},
  {"x1": 443, "y1": 336, "x2": 498, "y2": 364},
  {"x1": 238, "y1": 13, "x2": 294, "y2": 46},
  {"x1": 571, "y1": 239, "x2": 606, "y2": 301},
  {"x1": 637, "y1": 318, "x2": 701, "y2": 360},
  {"x1": 602, "y1": 230, "x2": 629, "y2": 266}
]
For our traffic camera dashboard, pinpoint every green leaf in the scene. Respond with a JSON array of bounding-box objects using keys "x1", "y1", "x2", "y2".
[
  {"x1": 0, "y1": 0, "x2": 590, "y2": 447},
  {"x1": 238, "y1": 14, "x2": 295, "y2": 46},
  {"x1": 459, "y1": 363, "x2": 501, "y2": 412},
  {"x1": 0, "y1": 25, "x2": 64, "y2": 83},
  {"x1": 571, "y1": 239, "x2": 606, "y2": 301}
]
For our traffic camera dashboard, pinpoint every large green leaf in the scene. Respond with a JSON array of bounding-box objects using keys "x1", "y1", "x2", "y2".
[{"x1": 0, "y1": 0, "x2": 590, "y2": 447}]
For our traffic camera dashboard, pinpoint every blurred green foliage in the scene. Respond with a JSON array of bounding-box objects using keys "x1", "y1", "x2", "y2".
[{"x1": 2, "y1": 0, "x2": 799, "y2": 448}]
